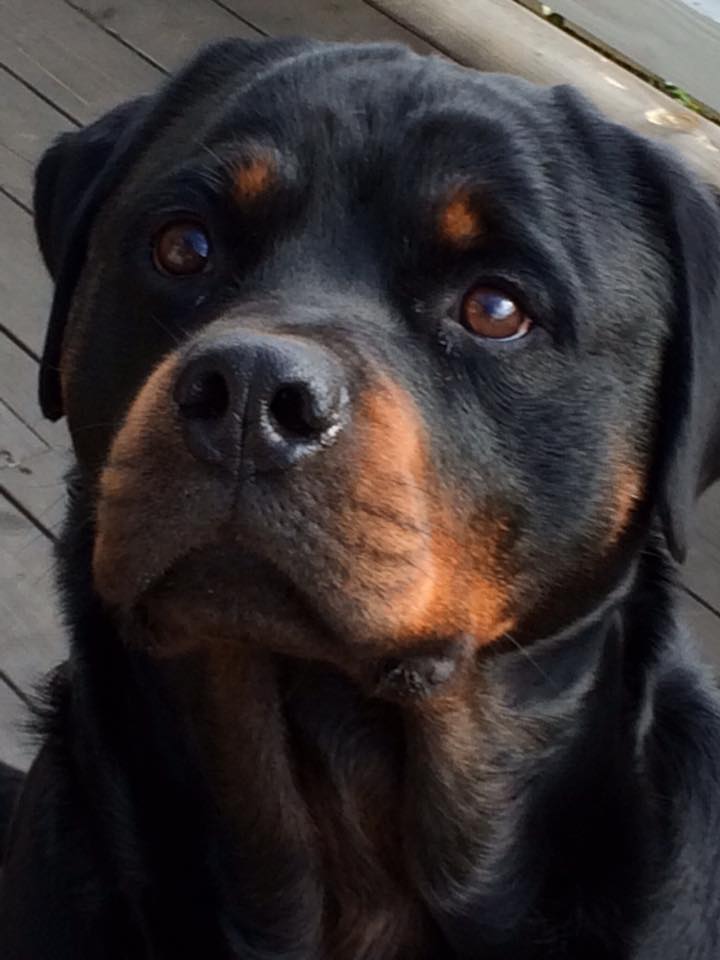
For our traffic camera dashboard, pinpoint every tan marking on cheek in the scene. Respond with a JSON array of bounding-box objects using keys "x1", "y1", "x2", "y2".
[
  {"x1": 426, "y1": 515, "x2": 516, "y2": 644},
  {"x1": 347, "y1": 380, "x2": 435, "y2": 623},
  {"x1": 97, "y1": 465, "x2": 133, "y2": 502},
  {"x1": 605, "y1": 463, "x2": 643, "y2": 546},
  {"x1": 462, "y1": 566, "x2": 515, "y2": 642},
  {"x1": 345, "y1": 379, "x2": 515, "y2": 647},
  {"x1": 438, "y1": 190, "x2": 483, "y2": 247},
  {"x1": 93, "y1": 353, "x2": 183, "y2": 603},
  {"x1": 233, "y1": 152, "x2": 275, "y2": 202},
  {"x1": 105, "y1": 354, "x2": 181, "y2": 465}
]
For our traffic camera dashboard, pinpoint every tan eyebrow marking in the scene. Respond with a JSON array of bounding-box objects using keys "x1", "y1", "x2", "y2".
[
  {"x1": 438, "y1": 188, "x2": 484, "y2": 248},
  {"x1": 233, "y1": 151, "x2": 276, "y2": 203}
]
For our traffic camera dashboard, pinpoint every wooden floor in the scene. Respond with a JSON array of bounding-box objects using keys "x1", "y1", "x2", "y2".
[{"x1": 1, "y1": 0, "x2": 719, "y2": 769}]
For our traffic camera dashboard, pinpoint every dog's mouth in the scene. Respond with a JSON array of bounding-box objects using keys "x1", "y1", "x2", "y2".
[
  {"x1": 134, "y1": 542, "x2": 484, "y2": 700},
  {"x1": 102, "y1": 488, "x2": 520, "y2": 671},
  {"x1": 135, "y1": 543, "x2": 343, "y2": 661}
]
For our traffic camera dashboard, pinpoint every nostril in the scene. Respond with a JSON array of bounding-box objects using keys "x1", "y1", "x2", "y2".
[
  {"x1": 178, "y1": 370, "x2": 230, "y2": 421},
  {"x1": 268, "y1": 383, "x2": 322, "y2": 440},
  {"x1": 174, "y1": 338, "x2": 347, "y2": 470}
]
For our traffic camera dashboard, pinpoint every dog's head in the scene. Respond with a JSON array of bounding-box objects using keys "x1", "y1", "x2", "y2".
[{"x1": 35, "y1": 39, "x2": 720, "y2": 682}]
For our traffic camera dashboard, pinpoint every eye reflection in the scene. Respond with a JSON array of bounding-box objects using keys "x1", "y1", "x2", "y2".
[
  {"x1": 461, "y1": 286, "x2": 532, "y2": 341},
  {"x1": 152, "y1": 221, "x2": 211, "y2": 276}
]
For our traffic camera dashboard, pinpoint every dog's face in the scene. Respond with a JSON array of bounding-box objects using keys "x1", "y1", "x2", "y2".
[{"x1": 35, "y1": 40, "x2": 720, "y2": 684}]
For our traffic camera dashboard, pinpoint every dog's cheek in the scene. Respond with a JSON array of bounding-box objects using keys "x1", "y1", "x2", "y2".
[
  {"x1": 329, "y1": 378, "x2": 519, "y2": 649},
  {"x1": 92, "y1": 352, "x2": 234, "y2": 611},
  {"x1": 603, "y1": 461, "x2": 644, "y2": 549}
]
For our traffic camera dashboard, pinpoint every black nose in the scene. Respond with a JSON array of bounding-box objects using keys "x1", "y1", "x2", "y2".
[{"x1": 173, "y1": 332, "x2": 348, "y2": 471}]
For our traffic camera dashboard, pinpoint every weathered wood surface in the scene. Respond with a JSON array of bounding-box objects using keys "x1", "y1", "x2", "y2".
[
  {"x1": 0, "y1": 70, "x2": 73, "y2": 209},
  {"x1": 0, "y1": 678, "x2": 32, "y2": 770},
  {"x1": 0, "y1": 0, "x2": 718, "y2": 770},
  {"x1": 686, "y1": 486, "x2": 720, "y2": 614},
  {"x1": 0, "y1": 0, "x2": 161, "y2": 123},
  {"x1": 519, "y1": 0, "x2": 720, "y2": 116},
  {"x1": 0, "y1": 192, "x2": 54, "y2": 354},
  {"x1": 0, "y1": 498, "x2": 64, "y2": 693},
  {"x1": 70, "y1": 0, "x2": 262, "y2": 72},
  {"x1": 218, "y1": 0, "x2": 435, "y2": 48}
]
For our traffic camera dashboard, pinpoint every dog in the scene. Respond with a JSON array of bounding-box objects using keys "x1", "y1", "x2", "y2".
[{"x1": 1, "y1": 36, "x2": 719, "y2": 959}]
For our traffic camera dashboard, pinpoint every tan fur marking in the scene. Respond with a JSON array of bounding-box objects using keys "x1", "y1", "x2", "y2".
[
  {"x1": 233, "y1": 153, "x2": 275, "y2": 202},
  {"x1": 438, "y1": 190, "x2": 483, "y2": 247},
  {"x1": 605, "y1": 462, "x2": 643, "y2": 546},
  {"x1": 93, "y1": 353, "x2": 188, "y2": 605},
  {"x1": 92, "y1": 340, "x2": 246, "y2": 613},
  {"x1": 346, "y1": 379, "x2": 515, "y2": 649}
]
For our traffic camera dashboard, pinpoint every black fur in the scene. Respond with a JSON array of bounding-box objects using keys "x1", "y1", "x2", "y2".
[
  {"x1": 0, "y1": 762, "x2": 23, "y2": 860},
  {"x1": 1, "y1": 39, "x2": 720, "y2": 959}
]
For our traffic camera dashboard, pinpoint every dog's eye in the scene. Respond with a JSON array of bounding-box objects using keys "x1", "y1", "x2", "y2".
[
  {"x1": 461, "y1": 286, "x2": 532, "y2": 341},
  {"x1": 152, "y1": 221, "x2": 210, "y2": 276}
]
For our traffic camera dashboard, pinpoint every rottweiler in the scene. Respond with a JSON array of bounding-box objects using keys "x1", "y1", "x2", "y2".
[{"x1": 1, "y1": 37, "x2": 720, "y2": 960}]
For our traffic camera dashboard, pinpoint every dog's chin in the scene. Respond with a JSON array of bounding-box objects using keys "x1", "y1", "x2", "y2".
[
  {"x1": 127, "y1": 547, "x2": 478, "y2": 705},
  {"x1": 123, "y1": 544, "x2": 479, "y2": 702},
  {"x1": 128, "y1": 544, "x2": 347, "y2": 665}
]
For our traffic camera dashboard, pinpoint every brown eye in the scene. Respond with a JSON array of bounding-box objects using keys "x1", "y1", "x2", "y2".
[
  {"x1": 461, "y1": 286, "x2": 532, "y2": 341},
  {"x1": 152, "y1": 221, "x2": 210, "y2": 276}
]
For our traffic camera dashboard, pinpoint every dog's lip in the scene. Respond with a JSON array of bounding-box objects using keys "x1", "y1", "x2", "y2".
[
  {"x1": 127, "y1": 539, "x2": 450, "y2": 671},
  {"x1": 130, "y1": 541, "x2": 477, "y2": 700},
  {"x1": 134, "y1": 543, "x2": 308, "y2": 611},
  {"x1": 130, "y1": 540, "x2": 347, "y2": 649}
]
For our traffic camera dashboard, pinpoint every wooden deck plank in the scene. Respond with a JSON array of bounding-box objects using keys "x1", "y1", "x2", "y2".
[
  {"x1": 694, "y1": 484, "x2": 720, "y2": 547},
  {"x1": 0, "y1": 678, "x2": 33, "y2": 771},
  {"x1": 685, "y1": 486, "x2": 720, "y2": 614},
  {"x1": 70, "y1": 0, "x2": 262, "y2": 72},
  {"x1": 0, "y1": 0, "x2": 161, "y2": 125},
  {"x1": 526, "y1": 0, "x2": 720, "y2": 116},
  {"x1": 1, "y1": 401, "x2": 68, "y2": 537},
  {"x1": 222, "y1": 0, "x2": 435, "y2": 50},
  {"x1": 680, "y1": 591, "x2": 720, "y2": 671},
  {"x1": 0, "y1": 494, "x2": 64, "y2": 694},
  {"x1": 0, "y1": 69, "x2": 74, "y2": 210},
  {"x1": 0, "y1": 193, "x2": 53, "y2": 354},
  {"x1": 0, "y1": 334, "x2": 68, "y2": 450}
]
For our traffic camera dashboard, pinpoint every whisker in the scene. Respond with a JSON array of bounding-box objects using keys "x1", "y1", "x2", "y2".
[
  {"x1": 102, "y1": 457, "x2": 150, "y2": 472},
  {"x1": 351, "y1": 499, "x2": 430, "y2": 536},
  {"x1": 69, "y1": 421, "x2": 123, "y2": 433},
  {"x1": 504, "y1": 632, "x2": 554, "y2": 687},
  {"x1": 148, "y1": 312, "x2": 183, "y2": 347}
]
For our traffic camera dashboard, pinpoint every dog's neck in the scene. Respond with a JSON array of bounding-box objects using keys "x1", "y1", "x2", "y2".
[
  {"x1": 134, "y1": 602, "x2": 653, "y2": 960},
  {"x1": 151, "y1": 646, "x2": 431, "y2": 958},
  {"x1": 58, "y1": 488, "x2": 674, "y2": 958}
]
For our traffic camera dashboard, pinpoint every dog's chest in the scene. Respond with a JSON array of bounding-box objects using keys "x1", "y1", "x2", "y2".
[
  {"x1": 162, "y1": 649, "x2": 440, "y2": 958},
  {"x1": 285, "y1": 668, "x2": 439, "y2": 960}
]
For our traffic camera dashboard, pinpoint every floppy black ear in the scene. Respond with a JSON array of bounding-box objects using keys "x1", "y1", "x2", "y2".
[
  {"x1": 654, "y1": 160, "x2": 720, "y2": 562},
  {"x1": 34, "y1": 96, "x2": 150, "y2": 421}
]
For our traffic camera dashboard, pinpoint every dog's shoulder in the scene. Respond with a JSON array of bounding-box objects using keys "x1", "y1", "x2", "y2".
[{"x1": 633, "y1": 635, "x2": 720, "y2": 956}]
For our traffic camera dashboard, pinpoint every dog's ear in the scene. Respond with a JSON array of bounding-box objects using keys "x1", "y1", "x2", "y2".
[
  {"x1": 34, "y1": 96, "x2": 151, "y2": 421},
  {"x1": 652, "y1": 158, "x2": 720, "y2": 562},
  {"x1": 34, "y1": 98, "x2": 148, "y2": 283}
]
